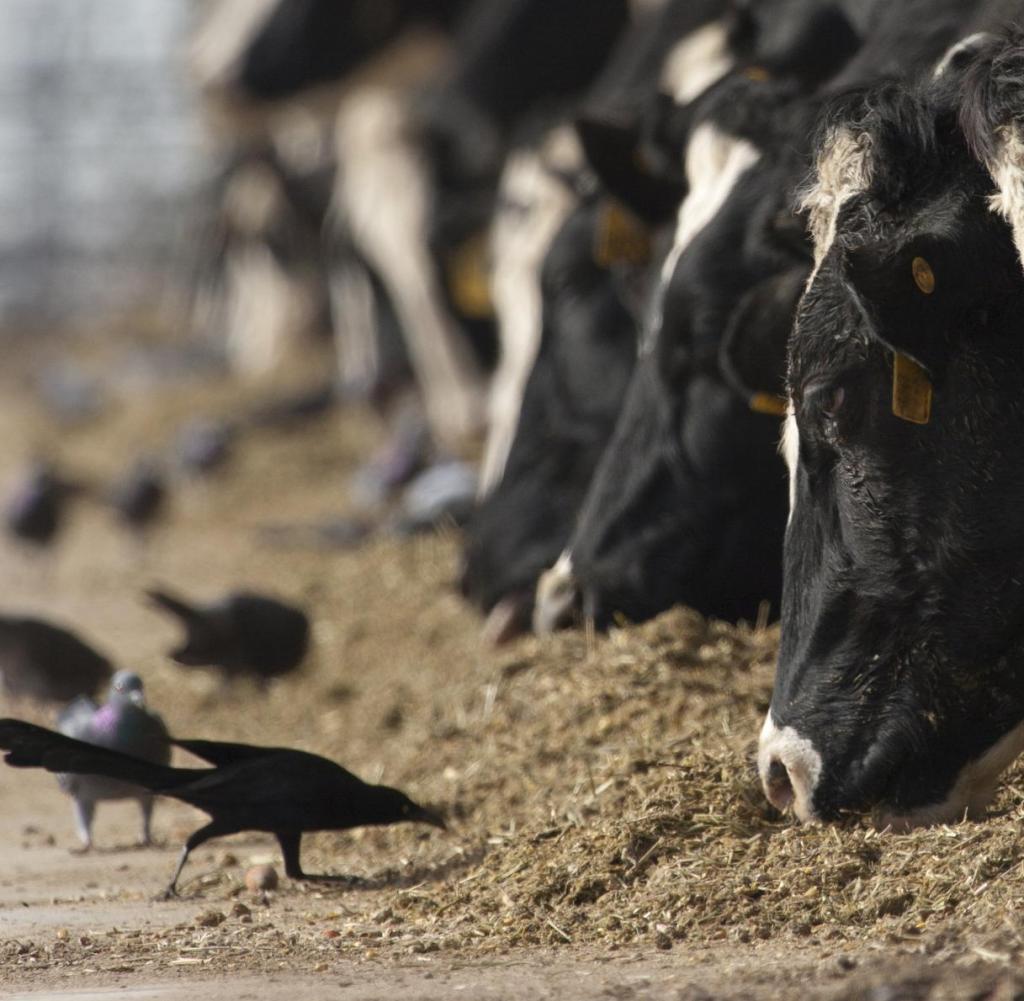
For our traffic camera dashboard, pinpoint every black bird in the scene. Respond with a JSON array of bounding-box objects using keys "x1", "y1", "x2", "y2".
[
  {"x1": 4, "y1": 462, "x2": 81, "y2": 548},
  {"x1": 109, "y1": 459, "x2": 166, "y2": 533},
  {"x1": 0, "y1": 720, "x2": 446, "y2": 897},
  {"x1": 146, "y1": 588, "x2": 310, "y2": 684},
  {"x1": 0, "y1": 615, "x2": 113, "y2": 703}
]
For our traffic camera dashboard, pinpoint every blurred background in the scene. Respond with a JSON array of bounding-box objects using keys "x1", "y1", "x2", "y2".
[{"x1": 0, "y1": 0, "x2": 209, "y2": 337}]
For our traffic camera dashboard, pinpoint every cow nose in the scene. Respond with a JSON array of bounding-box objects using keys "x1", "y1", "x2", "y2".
[
  {"x1": 764, "y1": 758, "x2": 794, "y2": 810},
  {"x1": 757, "y1": 712, "x2": 823, "y2": 822},
  {"x1": 533, "y1": 552, "x2": 579, "y2": 635}
]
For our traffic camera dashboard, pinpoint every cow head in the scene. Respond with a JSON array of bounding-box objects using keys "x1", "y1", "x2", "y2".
[
  {"x1": 460, "y1": 194, "x2": 639, "y2": 640},
  {"x1": 533, "y1": 75, "x2": 811, "y2": 633},
  {"x1": 760, "y1": 41, "x2": 1024, "y2": 827}
]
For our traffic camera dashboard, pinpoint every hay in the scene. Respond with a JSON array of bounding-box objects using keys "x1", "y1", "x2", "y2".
[{"x1": 3, "y1": 351, "x2": 1024, "y2": 991}]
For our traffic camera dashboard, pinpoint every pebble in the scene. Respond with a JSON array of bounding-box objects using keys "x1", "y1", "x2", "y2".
[
  {"x1": 245, "y1": 865, "x2": 279, "y2": 892},
  {"x1": 195, "y1": 911, "x2": 226, "y2": 928},
  {"x1": 231, "y1": 902, "x2": 251, "y2": 918}
]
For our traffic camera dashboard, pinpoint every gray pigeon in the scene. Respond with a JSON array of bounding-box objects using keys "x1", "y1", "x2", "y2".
[{"x1": 56, "y1": 671, "x2": 170, "y2": 850}]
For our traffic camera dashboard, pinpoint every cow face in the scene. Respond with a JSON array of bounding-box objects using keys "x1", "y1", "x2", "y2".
[
  {"x1": 534, "y1": 78, "x2": 809, "y2": 633},
  {"x1": 460, "y1": 196, "x2": 639, "y2": 638},
  {"x1": 760, "y1": 73, "x2": 1024, "y2": 827}
]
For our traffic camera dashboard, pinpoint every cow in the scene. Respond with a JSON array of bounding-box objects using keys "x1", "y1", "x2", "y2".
[
  {"x1": 460, "y1": 0, "x2": 746, "y2": 639},
  {"x1": 532, "y1": 0, "x2": 984, "y2": 637},
  {"x1": 191, "y1": 0, "x2": 469, "y2": 111},
  {"x1": 758, "y1": 23, "x2": 1024, "y2": 828}
]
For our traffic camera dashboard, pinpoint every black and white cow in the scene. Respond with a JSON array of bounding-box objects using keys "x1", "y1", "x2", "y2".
[
  {"x1": 532, "y1": 0, "x2": 984, "y2": 636},
  {"x1": 191, "y1": 0, "x2": 469, "y2": 108},
  {"x1": 759, "y1": 23, "x2": 1024, "y2": 827}
]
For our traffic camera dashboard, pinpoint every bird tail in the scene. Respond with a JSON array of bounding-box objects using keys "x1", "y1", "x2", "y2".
[
  {"x1": 0, "y1": 719, "x2": 193, "y2": 792},
  {"x1": 145, "y1": 588, "x2": 212, "y2": 665}
]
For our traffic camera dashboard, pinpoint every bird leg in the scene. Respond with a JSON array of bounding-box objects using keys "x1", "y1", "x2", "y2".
[
  {"x1": 70, "y1": 799, "x2": 94, "y2": 854},
  {"x1": 159, "y1": 821, "x2": 227, "y2": 900},
  {"x1": 137, "y1": 796, "x2": 155, "y2": 847},
  {"x1": 276, "y1": 831, "x2": 305, "y2": 879},
  {"x1": 276, "y1": 831, "x2": 361, "y2": 885}
]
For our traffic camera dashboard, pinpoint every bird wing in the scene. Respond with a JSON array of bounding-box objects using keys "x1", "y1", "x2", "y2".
[
  {"x1": 57, "y1": 695, "x2": 97, "y2": 736},
  {"x1": 172, "y1": 737, "x2": 287, "y2": 767}
]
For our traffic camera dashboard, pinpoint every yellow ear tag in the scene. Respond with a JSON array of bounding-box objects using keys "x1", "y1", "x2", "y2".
[
  {"x1": 749, "y1": 392, "x2": 788, "y2": 416},
  {"x1": 743, "y1": 66, "x2": 772, "y2": 82},
  {"x1": 447, "y1": 231, "x2": 494, "y2": 319},
  {"x1": 911, "y1": 256, "x2": 935, "y2": 294},
  {"x1": 594, "y1": 200, "x2": 652, "y2": 268},
  {"x1": 892, "y1": 352, "x2": 932, "y2": 424}
]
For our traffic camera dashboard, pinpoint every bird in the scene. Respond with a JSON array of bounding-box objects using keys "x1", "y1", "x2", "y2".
[
  {"x1": 0, "y1": 719, "x2": 446, "y2": 898},
  {"x1": 175, "y1": 419, "x2": 235, "y2": 477},
  {"x1": 146, "y1": 588, "x2": 310, "y2": 684},
  {"x1": 56, "y1": 671, "x2": 170, "y2": 850},
  {"x1": 108, "y1": 459, "x2": 167, "y2": 533},
  {"x1": 0, "y1": 615, "x2": 112, "y2": 703},
  {"x1": 4, "y1": 462, "x2": 81, "y2": 548}
]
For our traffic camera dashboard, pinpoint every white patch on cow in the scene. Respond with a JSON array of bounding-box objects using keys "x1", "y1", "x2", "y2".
[
  {"x1": 189, "y1": 0, "x2": 279, "y2": 95},
  {"x1": 479, "y1": 127, "x2": 581, "y2": 496},
  {"x1": 332, "y1": 88, "x2": 485, "y2": 447},
  {"x1": 780, "y1": 405, "x2": 799, "y2": 522},
  {"x1": 757, "y1": 712, "x2": 824, "y2": 823},
  {"x1": 933, "y1": 32, "x2": 993, "y2": 79},
  {"x1": 642, "y1": 123, "x2": 760, "y2": 355},
  {"x1": 799, "y1": 128, "x2": 874, "y2": 275},
  {"x1": 986, "y1": 127, "x2": 1024, "y2": 269},
  {"x1": 329, "y1": 253, "x2": 380, "y2": 395},
  {"x1": 876, "y1": 721, "x2": 1024, "y2": 830},
  {"x1": 223, "y1": 245, "x2": 320, "y2": 378},
  {"x1": 660, "y1": 19, "x2": 735, "y2": 104},
  {"x1": 533, "y1": 550, "x2": 578, "y2": 635}
]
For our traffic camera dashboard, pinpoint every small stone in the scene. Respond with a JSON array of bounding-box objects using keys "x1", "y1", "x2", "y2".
[
  {"x1": 231, "y1": 902, "x2": 251, "y2": 918},
  {"x1": 219, "y1": 852, "x2": 239, "y2": 868},
  {"x1": 655, "y1": 932, "x2": 672, "y2": 950},
  {"x1": 245, "y1": 865, "x2": 279, "y2": 892},
  {"x1": 195, "y1": 910, "x2": 226, "y2": 928},
  {"x1": 55, "y1": 928, "x2": 69, "y2": 941},
  {"x1": 314, "y1": 962, "x2": 328, "y2": 972},
  {"x1": 323, "y1": 929, "x2": 340, "y2": 939}
]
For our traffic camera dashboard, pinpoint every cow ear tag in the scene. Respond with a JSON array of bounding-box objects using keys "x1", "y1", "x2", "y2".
[
  {"x1": 743, "y1": 66, "x2": 772, "y2": 82},
  {"x1": 447, "y1": 230, "x2": 494, "y2": 319},
  {"x1": 594, "y1": 200, "x2": 652, "y2": 267},
  {"x1": 911, "y1": 256, "x2": 935, "y2": 294},
  {"x1": 892, "y1": 353, "x2": 932, "y2": 424},
  {"x1": 749, "y1": 392, "x2": 788, "y2": 416}
]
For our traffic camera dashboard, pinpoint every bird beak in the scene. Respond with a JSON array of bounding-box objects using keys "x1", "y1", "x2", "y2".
[{"x1": 416, "y1": 807, "x2": 447, "y2": 831}]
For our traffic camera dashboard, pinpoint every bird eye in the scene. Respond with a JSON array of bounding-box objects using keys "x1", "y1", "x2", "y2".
[{"x1": 911, "y1": 256, "x2": 935, "y2": 294}]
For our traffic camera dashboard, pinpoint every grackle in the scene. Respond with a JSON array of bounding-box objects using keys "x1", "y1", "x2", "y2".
[
  {"x1": 0, "y1": 615, "x2": 112, "y2": 703},
  {"x1": 0, "y1": 720, "x2": 445, "y2": 897},
  {"x1": 146, "y1": 588, "x2": 309, "y2": 684}
]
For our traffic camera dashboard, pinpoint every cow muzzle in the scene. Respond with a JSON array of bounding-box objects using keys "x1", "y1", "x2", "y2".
[{"x1": 757, "y1": 712, "x2": 823, "y2": 822}]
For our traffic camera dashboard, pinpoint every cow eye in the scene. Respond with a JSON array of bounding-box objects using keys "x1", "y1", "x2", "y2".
[{"x1": 822, "y1": 385, "x2": 845, "y2": 417}]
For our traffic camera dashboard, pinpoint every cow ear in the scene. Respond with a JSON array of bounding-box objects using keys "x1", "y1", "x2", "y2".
[
  {"x1": 575, "y1": 96, "x2": 687, "y2": 225},
  {"x1": 718, "y1": 266, "x2": 808, "y2": 415}
]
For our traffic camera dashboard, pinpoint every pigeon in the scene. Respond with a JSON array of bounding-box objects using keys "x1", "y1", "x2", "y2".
[
  {"x1": 109, "y1": 459, "x2": 166, "y2": 532},
  {"x1": 176, "y1": 419, "x2": 235, "y2": 476},
  {"x1": 0, "y1": 720, "x2": 445, "y2": 897},
  {"x1": 146, "y1": 588, "x2": 309, "y2": 684},
  {"x1": 4, "y1": 462, "x2": 81, "y2": 548},
  {"x1": 56, "y1": 671, "x2": 170, "y2": 850},
  {"x1": 0, "y1": 615, "x2": 112, "y2": 703}
]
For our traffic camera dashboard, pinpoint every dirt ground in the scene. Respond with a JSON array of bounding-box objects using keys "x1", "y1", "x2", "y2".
[{"x1": 2, "y1": 341, "x2": 1024, "y2": 1000}]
